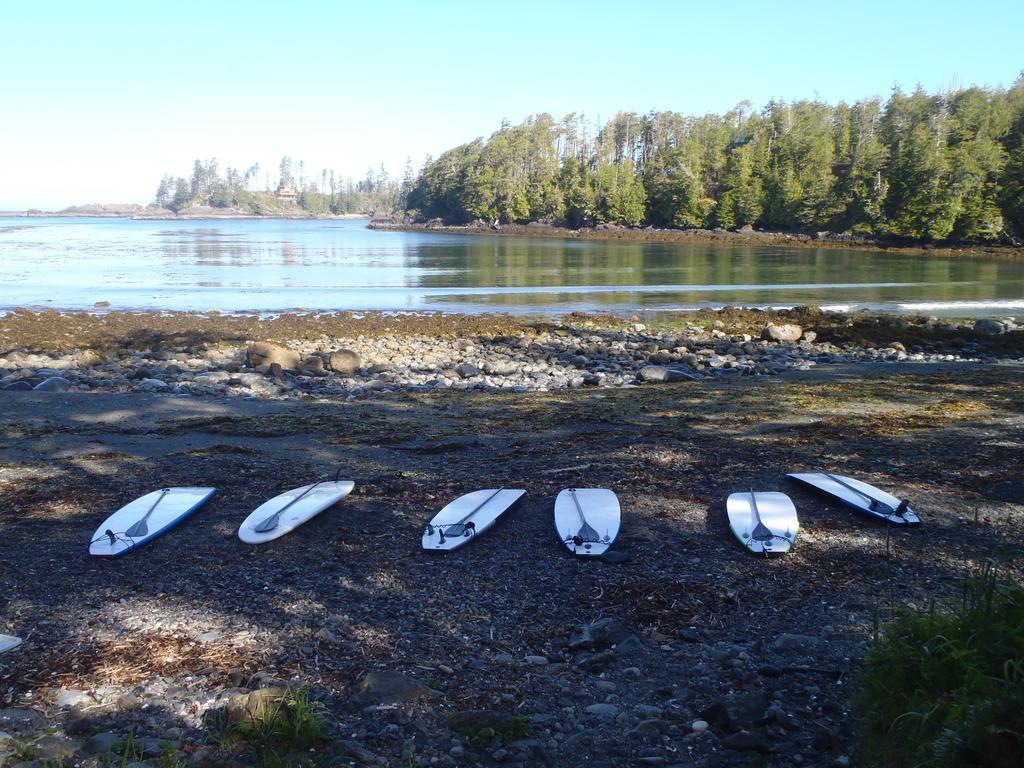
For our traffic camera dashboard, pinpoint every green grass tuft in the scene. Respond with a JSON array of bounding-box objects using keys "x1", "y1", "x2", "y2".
[
  {"x1": 859, "y1": 562, "x2": 1024, "y2": 767},
  {"x1": 458, "y1": 715, "x2": 532, "y2": 748},
  {"x1": 233, "y1": 688, "x2": 330, "y2": 751}
]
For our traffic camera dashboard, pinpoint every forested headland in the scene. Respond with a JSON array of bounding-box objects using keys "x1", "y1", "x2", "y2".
[
  {"x1": 151, "y1": 156, "x2": 407, "y2": 216},
  {"x1": 402, "y1": 78, "x2": 1024, "y2": 245}
]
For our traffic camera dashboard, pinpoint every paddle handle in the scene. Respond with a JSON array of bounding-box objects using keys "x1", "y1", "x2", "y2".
[
  {"x1": 821, "y1": 472, "x2": 890, "y2": 509},
  {"x1": 568, "y1": 488, "x2": 587, "y2": 527},
  {"x1": 125, "y1": 488, "x2": 169, "y2": 537},
  {"x1": 454, "y1": 487, "x2": 505, "y2": 526},
  {"x1": 822, "y1": 472, "x2": 872, "y2": 502}
]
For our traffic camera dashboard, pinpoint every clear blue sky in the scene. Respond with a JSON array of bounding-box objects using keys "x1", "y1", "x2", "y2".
[{"x1": 1, "y1": 0, "x2": 1021, "y2": 209}]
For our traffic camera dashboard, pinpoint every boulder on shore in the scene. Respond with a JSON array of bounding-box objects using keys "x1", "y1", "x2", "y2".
[
  {"x1": 638, "y1": 365, "x2": 697, "y2": 383},
  {"x1": 327, "y1": 348, "x2": 361, "y2": 374},
  {"x1": 33, "y1": 376, "x2": 71, "y2": 392},
  {"x1": 353, "y1": 671, "x2": 430, "y2": 705},
  {"x1": 974, "y1": 319, "x2": 1005, "y2": 336},
  {"x1": 225, "y1": 686, "x2": 289, "y2": 728},
  {"x1": 761, "y1": 323, "x2": 803, "y2": 343},
  {"x1": 247, "y1": 342, "x2": 300, "y2": 370}
]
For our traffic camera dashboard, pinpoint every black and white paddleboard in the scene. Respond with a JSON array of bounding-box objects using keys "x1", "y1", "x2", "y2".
[
  {"x1": 89, "y1": 487, "x2": 216, "y2": 558},
  {"x1": 422, "y1": 488, "x2": 525, "y2": 551},
  {"x1": 726, "y1": 491, "x2": 799, "y2": 556},
  {"x1": 554, "y1": 488, "x2": 620, "y2": 557},
  {"x1": 786, "y1": 472, "x2": 920, "y2": 525}
]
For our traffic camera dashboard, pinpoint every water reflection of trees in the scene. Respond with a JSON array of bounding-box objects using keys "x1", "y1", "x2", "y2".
[
  {"x1": 412, "y1": 238, "x2": 1022, "y2": 306},
  {"x1": 140, "y1": 224, "x2": 1024, "y2": 309}
]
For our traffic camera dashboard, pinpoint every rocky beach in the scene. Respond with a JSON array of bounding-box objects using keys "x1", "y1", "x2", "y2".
[
  {"x1": 1, "y1": 307, "x2": 1022, "y2": 401},
  {"x1": 0, "y1": 307, "x2": 1022, "y2": 767}
]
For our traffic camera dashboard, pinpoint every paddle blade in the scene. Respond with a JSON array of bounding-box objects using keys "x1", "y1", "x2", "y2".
[
  {"x1": 253, "y1": 514, "x2": 280, "y2": 533},
  {"x1": 124, "y1": 520, "x2": 148, "y2": 538}
]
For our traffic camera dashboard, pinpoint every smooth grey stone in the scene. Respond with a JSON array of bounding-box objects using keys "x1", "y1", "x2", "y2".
[
  {"x1": 638, "y1": 366, "x2": 697, "y2": 383},
  {"x1": 32, "y1": 376, "x2": 71, "y2": 392},
  {"x1": 569, "y1": 618, "x2": 631, "y2": 651},
  {"x1": 773, "y1": 633, "x2": 825, "y2": 654},
  {"x1": 82, "y1": 731, "x2": 123, "y2": 755},
  {"x1": 246, "y1": 342, "x2": 300, "y2": 370},
  {"x1": 327, "y1": 349, "x2": 361, "y2": 373},
  {"x1": 721, "y1": 730, "x2": 771, "y2": 752},
  {"x1": 974, "y1": 318, "x2": 1005, "y2": 335},
  {"x1": 353, "y1": 671, "x2": 430, "y2": 705},
  {"x1": 761, "y1": 323, "x2": 803, "y2": 342},
  {"x1": 584, "y1": 703, "x2": 619, "y2": 719}
]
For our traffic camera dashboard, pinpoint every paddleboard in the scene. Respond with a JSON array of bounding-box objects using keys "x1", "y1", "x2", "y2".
[
  {"x1": 727, "y1": 491, "x2": 799, "y2": 556},
  {"x1": 786, "y1": 472, "x2": 920, "y2": 525},
  {"x1": 0, "y1": 634, "x2": 22, "y2": 654},
  {"x1": 422, "y1": 488, "x2": 525, "y2": 551},
  {"x1": 239, "y1": 480, "x2": 355, "y2": 544},
  {"x1": 89, "y1": 487, "x2": 216, "y2": 558},
  {"x1": 554, "y1": 488, "x2": 620, "y2": 557}
]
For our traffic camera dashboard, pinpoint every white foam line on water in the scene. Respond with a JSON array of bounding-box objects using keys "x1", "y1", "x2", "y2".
[{"x1": 897, "y1": 300, "x2": 1024, "y2": 312}]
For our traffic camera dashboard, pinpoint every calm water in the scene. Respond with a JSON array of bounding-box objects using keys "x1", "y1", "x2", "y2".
[{"x1": 1, "y1": 217, "x2": 1022, "y2": 316}]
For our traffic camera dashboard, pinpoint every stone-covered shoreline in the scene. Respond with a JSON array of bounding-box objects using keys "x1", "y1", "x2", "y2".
[{"x1": 1, "y1": 308, "x2": 1021, "y2": 401}]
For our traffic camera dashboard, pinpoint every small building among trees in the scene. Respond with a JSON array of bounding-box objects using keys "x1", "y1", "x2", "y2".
[{"x1": 274, "y1": 183, "x2": 298, "y2": 202}]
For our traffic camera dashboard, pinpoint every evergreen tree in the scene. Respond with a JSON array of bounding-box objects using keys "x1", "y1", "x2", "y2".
[
  {"x1": 881, "y1": 87, "x2": 960, "y2": 239},
  {"x1": 716, "y1": 140, "x2": 764, "y2": 229},
  {"x1": 170, "y1": 178, "x2": 191, "y2": 212},
  {"x1": 1000, "y1": 76, "x2": 1024, "y2": 239}
]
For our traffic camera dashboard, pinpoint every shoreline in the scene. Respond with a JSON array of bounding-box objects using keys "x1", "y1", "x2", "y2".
[{"x1": 369, "y1": 218, "x2": 1024, "y2": 259}]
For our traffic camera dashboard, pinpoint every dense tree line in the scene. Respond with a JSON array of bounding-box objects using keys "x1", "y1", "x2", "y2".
[
  {"x1": 153, "y1": 156, "x2": 409, "y2": 215},
  {"x1": 407, "y1": 78, "x2": 1024, "y2": 243}
]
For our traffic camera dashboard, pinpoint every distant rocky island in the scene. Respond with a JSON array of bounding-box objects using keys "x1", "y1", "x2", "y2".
[{"x1": 10, "y1": 203, "x2": 366, "y2": 220}]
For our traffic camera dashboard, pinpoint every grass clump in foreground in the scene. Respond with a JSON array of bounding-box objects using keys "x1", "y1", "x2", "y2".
[
  {"x1": 457, "y1": 715, "x2": 532, "y2": 748},
  {"x1": 859, "y1": 563, "x2": 1024, "y2": 767},
  {"x1": 204, "y1": 687, "x2": 331, "y2": 766}
]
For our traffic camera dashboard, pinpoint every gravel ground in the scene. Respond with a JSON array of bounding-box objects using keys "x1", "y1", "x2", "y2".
[{"x1": 0, "y1": 310, "x2": 1022, "y2": 767}]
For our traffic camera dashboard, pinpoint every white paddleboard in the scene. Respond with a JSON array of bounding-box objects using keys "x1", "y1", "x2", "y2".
[
  {"x1": 239, "y1": 480, "x2": 355, "y2": 544},
  {"x1": 727, "y1": 491, "x2": 799, "y2": 556},
  {"x1": 787, "y1": 472, "x2": 920, "y2": 525},
  {"x1": 0, "y1": 634, "x2": 22, "y2": 654},
  {"x1": 422, "y1": 488, "x2": 525, "y2": 551},
  {"x1": 89, "y1": 487, "x2": 216, "y2": 558},
  {"x1": 554, "y1": 488, "x2": 620, "y2": 557}
]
